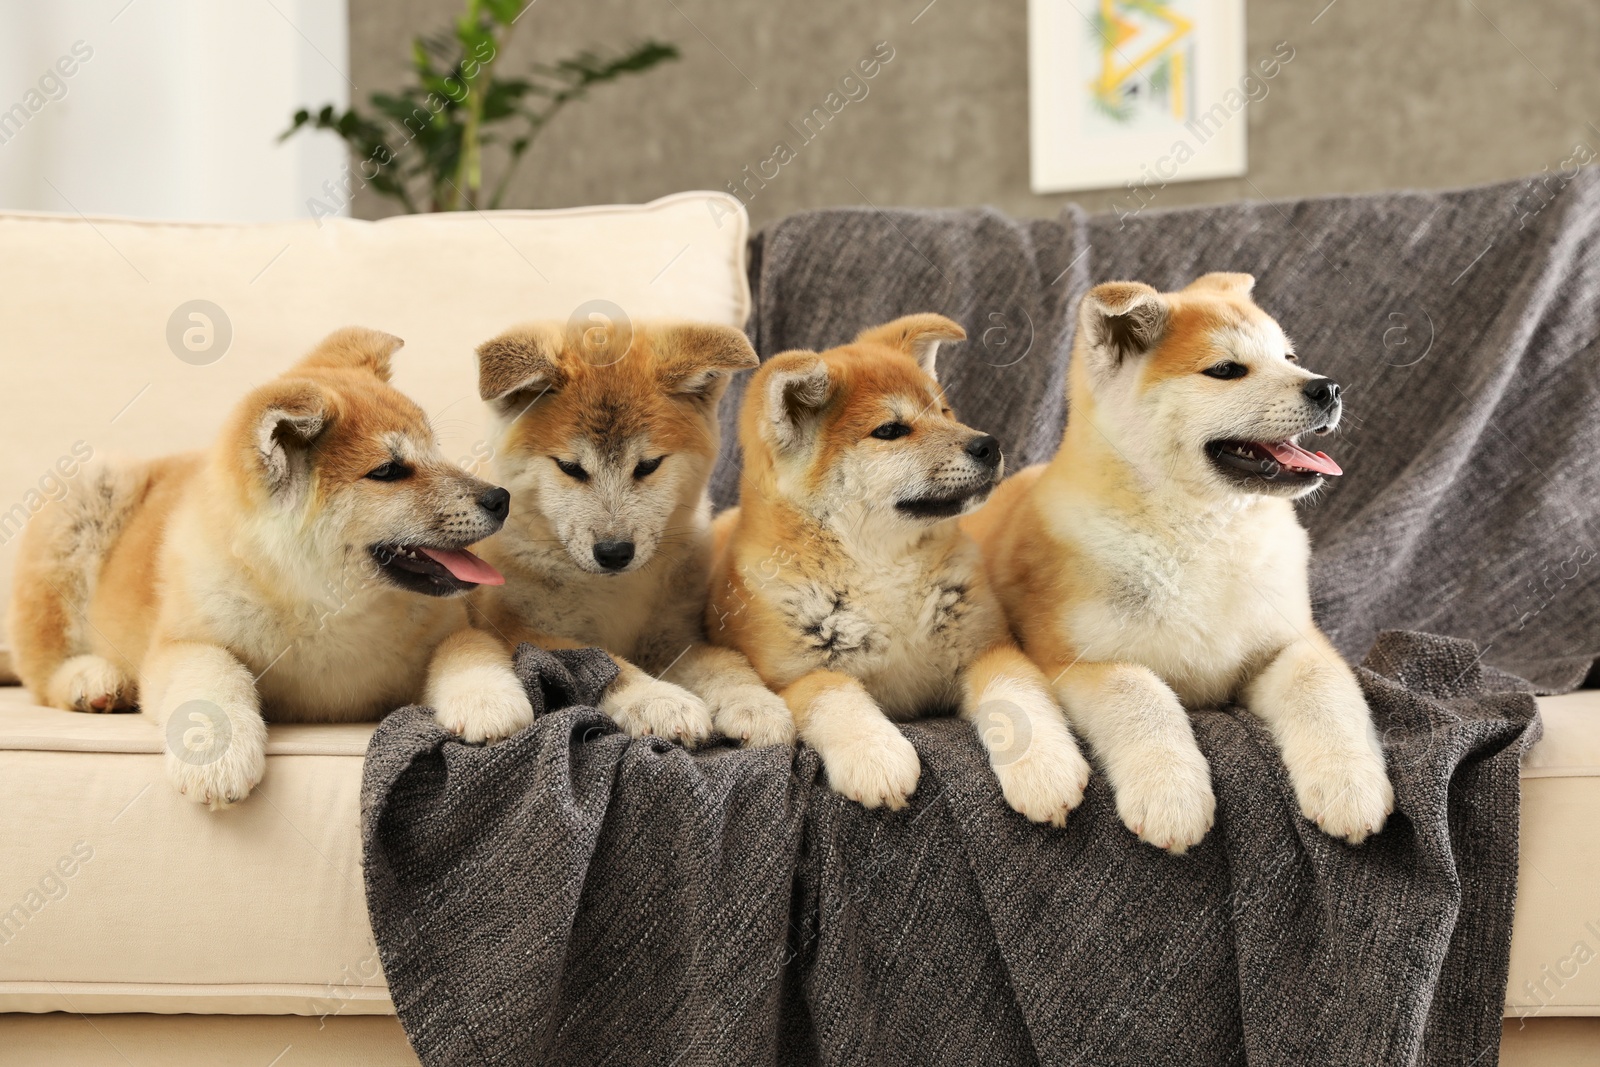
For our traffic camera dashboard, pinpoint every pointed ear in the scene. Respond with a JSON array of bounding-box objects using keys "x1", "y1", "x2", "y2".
[
  {"x1": 243, "y1": 379, "x2": 332, "y2": 500},
  {"x1": 1183, "y1": 272, "x2": 1255, "y2": 296},
  {"x1": 854, "y1": 313, "x2": 967, "y2": 380},
  {"x1": 762, "y1": 352, "x2": 832, "y2": 452},
  {"x1": 1078, "y1": 282, "x2": 1169, "y2": 376},
  {"x1": 292, "y1": 327, "x2": 404, "y2": 382},
  {"x1": 653, "y1": 323, "x2": 759, "y2": 402},
  {"x1": 477, "y1": 323, "x2": 567, "y2": 412}
]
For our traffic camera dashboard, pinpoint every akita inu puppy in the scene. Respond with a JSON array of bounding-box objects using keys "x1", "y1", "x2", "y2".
[
  {"x1": 966, "y1": 274, "x2": 1393, "y2": 852},
  {"x1": 425, "y1": 319, "x2": 794, "y2": 748},
  {"x1": 707, "y1": 315, "x2": 1092, "y2": 821},
  {"x1": 8, "y1": 328, "x2": 511, "y2": 808}
]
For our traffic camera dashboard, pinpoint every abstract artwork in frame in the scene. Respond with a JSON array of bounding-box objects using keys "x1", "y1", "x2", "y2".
[{"x1": 1029, "y1": 0, "x2": 1248, "y2": 195}]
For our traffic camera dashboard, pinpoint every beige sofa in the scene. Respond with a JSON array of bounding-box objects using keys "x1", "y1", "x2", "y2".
[{"x1": 0, "y1": 194, "x2": 1595, "y2": 1065}]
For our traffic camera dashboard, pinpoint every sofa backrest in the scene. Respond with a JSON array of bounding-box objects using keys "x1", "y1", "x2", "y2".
[{"x1": 0, "y1": 191, "x2": 750, "y2": 674}]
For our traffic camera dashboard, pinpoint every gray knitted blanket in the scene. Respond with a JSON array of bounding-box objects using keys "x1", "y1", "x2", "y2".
[
  {"x1": 365, "y1": 635, "x2": 1536, "y2": 1066},
  {"x1": 363, "y1": 176, "x2": 1580, "y2": 1064}
]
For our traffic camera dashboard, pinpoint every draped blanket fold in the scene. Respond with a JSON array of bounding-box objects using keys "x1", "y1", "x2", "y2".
[{"x1": 365, "y1": 634, "x2": 1538, "y2": 1066}]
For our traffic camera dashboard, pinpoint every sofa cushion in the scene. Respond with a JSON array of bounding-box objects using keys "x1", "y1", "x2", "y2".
[
  {"x1": 0, "y1": 1013, "x2": 422, "y2": 1067},
  {"x1": 0, "y1": 686, "x2": 383, "y2": 1015},
  {"x1": 0, "y1": 685, "x2": 1595, "y2": 1016},
  {"x1": 1506, "y1": 690, "x2": 1600, "y2": 1019},
  {"x1": 0, "y1": 192, "x2": 750, "y2": 676}
]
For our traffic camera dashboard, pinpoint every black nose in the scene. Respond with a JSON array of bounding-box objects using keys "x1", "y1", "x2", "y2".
[
  {"x1": 592, "y1": 540, "x2": 635, "y2": 571},
  {"x1": 1302, "y1": 377, "x2": 1341, "y2": 409},
  {"x1": 477, "y1": 486, "x2": 510, "y2": 523},
  {"x1": 964, "y1": 434, "x2": 1001, "y2": 470}
]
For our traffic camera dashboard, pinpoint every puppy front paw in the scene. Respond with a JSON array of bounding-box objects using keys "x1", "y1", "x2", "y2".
[
  {"x1": 50, "y1": 654, "x2": 137, "y2": 712},
  {"x1": 710, "y1": 684, "x2": 795, "y2": 748},
  {"x1": 431, "y1": 666, "x2": 534, "y2": 744},
  {"x1": 974, "y1": 694, "x2": 1090, "y2": 827},
  {"x1": 991, "y1": 737, "x2": 1091, "y2": 828},
  {"x1": 821, "y1": 725, "x2": 921, "y2": 811},
  {"x1": 1113, "y1": 745, "x2": 1216, "y2": 854},
  {"x1": 602, "y1": 677, "x2": 713, "y2": 744},
  {"x1": 162, "y1": 700, "x2": 266, "y2": 810},
  {"x1": 1289, "y1": 745, "x2": 1395, "y2": 845}
]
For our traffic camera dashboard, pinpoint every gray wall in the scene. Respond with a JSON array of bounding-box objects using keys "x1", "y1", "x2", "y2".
[{"x1": 348, "y1": 0, "x2": 1600, "y2": 227}]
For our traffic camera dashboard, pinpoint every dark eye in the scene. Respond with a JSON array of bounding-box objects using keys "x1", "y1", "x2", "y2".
[
  {"x1": 365, "y1": 461, "x2": 411, "y2": 482},
  {"x1": 1202, "y1": 361, "x2": 1248, "y2": 380},
  {"x1": 554, "y1": 458, "x2": 589, "y2": 482},
  {"x1": 870, "y1": 422, "x2": 912, "y2": 441},
  {"x1": 1284, "y1": 354, "x2": 1299, "y2": 364},
  {"x1": 633, "y1": 455, "x2": 665, "y2": 478}
]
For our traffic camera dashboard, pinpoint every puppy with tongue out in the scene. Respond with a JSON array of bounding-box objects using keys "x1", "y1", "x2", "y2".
[
  {"x1": 377, "y1": 544, "x2": 506, "y2": 592},
  {"x1": 8, "y1": 327, "x2": 515, "y2": 810},
  {"x1": 965, "y1": 273, "x2": 1393, "y2": 853}
]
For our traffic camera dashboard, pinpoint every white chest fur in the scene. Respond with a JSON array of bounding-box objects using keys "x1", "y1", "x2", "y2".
[
  {"x1": 493, "y1": 534, "x2": 709, "y2": 667},
  {"x1": 1049, "y1": 492, "x2": 1313, "y2": 707},
  {"x1": 767, "y1": 529, "x2": 1003, "y2": 718},
  {"x1": 189, "y1": 563, "x2": 454, "y2": 721}
]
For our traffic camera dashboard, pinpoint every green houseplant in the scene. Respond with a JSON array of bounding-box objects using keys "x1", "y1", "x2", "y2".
[{"x1": 284, "y1": 0, "x2": 677, "y2": 213}]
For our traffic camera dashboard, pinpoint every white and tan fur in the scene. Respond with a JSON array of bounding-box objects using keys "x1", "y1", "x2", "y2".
[
  {"x1": 966, "y1": 274, "x2": 1393, "y2": 851},
  {"x1": 426, "y1": 320, "x2": 794, "y2": 747},
  {"x1": 9, "y1": 329, "x2": 511, "y2": 808},
  {"x1": 708, "y1": 315, "x2": 1091, "y2": 821}
]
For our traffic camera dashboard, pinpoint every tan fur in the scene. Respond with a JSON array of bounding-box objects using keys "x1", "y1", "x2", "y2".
[
  {"x1": 8, "y1": 328, "x2": 509, "y2": 808},
  {"x1": 427, "y1": 320, "x2": 794, "y2": 747},
  {"x1": 967, "y1": 274, "x2": 1393, "y2": 851},
  {"x1": 708, "y1": 315, "x2": 1090, "y2": 820}
]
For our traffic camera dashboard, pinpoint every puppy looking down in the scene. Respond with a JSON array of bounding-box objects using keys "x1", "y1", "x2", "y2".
[
  {"x1": 8, "y1": 328, "x2": 511, "y2": 807},
  {"x1": 426, "y1": 319, "x2": 793, "y2": 748},
  {"x1": 966, "y1": 274, "x2": 1393, "y2": 852},
  {"x1": 708, "y1": 314, "x2": 1091, "y2": 822}
]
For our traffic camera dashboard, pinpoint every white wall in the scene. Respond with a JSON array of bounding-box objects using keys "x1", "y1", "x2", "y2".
[{"x1": 0, "y1": 0, "x2": 349, "y2": 222}]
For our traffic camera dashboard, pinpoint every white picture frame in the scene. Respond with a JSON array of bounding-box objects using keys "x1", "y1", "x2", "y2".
[{"x1": 1028, "y1": 0, "x2": 1249, "y2": 194}]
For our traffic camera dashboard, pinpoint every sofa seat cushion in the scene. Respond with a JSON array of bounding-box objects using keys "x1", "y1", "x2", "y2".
[
  {"x1": 1506, "y1": 690, "x2": 1600, "y2": 1018},
  {"x1": 0, "y1": 687, "x2": 385, "y2": 1016},
  {"x1": 1, "y1": 686, "x2": 1596, "y2": 1016}
]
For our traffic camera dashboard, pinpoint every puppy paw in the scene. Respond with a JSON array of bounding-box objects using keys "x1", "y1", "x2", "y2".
[
  {"x1": 992, "y1": 738, "x2": 1091, "y2": 828},
  {"x1": 822, "y1": 726, "x2": 921, "y2": 811},
  {"x1": 431, "y1": 666, "x2": 534, "y2": 744},
  {"x1": 710, "y1": 684, "x2": 795, "y2": 748},
  {"x1": 50, "y1": 654, "x2": 137, "y2": 712},
  {"x1": 1290, "y1": 746, "x2": 1395, "y2": 845},
  {"x1": 1114, "y1": 746, "x2": 1216, "y2": 854},
  {"x1": 603, "y1": 677, "x2": 713, "y2": 744},
  {"x1": 162, "y1": 702, "x2": 266, "y2": 810}
]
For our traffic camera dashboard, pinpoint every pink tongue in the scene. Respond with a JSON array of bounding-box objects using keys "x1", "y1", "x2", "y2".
[
  {"x1": 1258, "y1": 440, "x2": 1343, "y2": 476},
  {"x1": 419, "y1": 547, "x2": 505, "y2": 585}
]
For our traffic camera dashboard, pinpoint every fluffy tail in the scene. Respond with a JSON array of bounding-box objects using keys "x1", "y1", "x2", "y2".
[{"x1": 8, "y1": 461, "x2": 148, "y2": 709}]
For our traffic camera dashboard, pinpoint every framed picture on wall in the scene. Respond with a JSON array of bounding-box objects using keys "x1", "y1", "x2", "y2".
[{"x1": 1028, "y1": 0, "x2": 1250, "y2": 194}]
